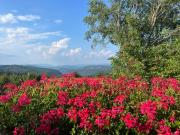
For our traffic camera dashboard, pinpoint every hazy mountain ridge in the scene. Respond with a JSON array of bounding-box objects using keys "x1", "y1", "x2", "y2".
[
  {"x1": 0, "y1": 65, "x2": 111, "y2": 76},
  {"x1": 54, "y1": 65, "x2": 112, "y2": 76},
  {"x1": 0, "y1": 65, "x2": 62, "y2": 76}
]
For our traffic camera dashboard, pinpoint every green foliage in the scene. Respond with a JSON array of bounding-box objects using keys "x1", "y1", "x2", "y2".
[
  {"x1": 111, "y1": 38, "x2": 180, "y2": 79},
  {"x1": 84, "y1": 0, "x2": 180, "y2": 79},
  {"x1": 144, "y1": 38, "x2": 180, "y2": 79},
  {"x1": 0, "y1": 72, "x2": 38, "y2": 91}
]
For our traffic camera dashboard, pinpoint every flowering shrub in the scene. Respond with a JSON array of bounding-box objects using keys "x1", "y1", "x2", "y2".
[{"x1": 0, "y1": 74, "x2": 179, "y2": 135}]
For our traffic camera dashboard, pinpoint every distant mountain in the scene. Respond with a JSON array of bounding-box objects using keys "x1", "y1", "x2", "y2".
[
  {"x1": 55, "y1": 65, "x2": 112, "y2": 76},
  {"x1": 75, "y1": 65, "x2": 111, "y2": 76},
  {"x1": 53, "y1": 65, "x2": 84, "y2": 73},
  {"x1": 0, "y1": 64, "x2": 111, "y2": 77},
  {"x1": 0, "y1": 65, "x2": 62, "y2": 76}
]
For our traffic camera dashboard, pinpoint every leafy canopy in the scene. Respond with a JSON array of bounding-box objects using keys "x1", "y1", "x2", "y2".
[{"x1": 84, "y1": 0, "x2": 180, "y2": 78}]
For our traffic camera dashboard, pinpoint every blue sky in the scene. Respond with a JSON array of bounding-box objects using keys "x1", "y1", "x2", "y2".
[{"x1": 0, "y1": 0, "x2": 118, "y2": 65}]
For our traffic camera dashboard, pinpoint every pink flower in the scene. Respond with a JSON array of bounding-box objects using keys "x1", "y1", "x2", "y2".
[
  {"x1": 58, "y1": 81, "x2": 72, "y2": 88},
  {"x1": 13, "y1": 127, "x2": 25, "y2": 135},
  {"x1": 156, "y1": 125, "x2": 172, "y2": 135},
  {"x1": 0, "y1": 94, "x2": 11, "y2": 103},
  {"x1": 36, "y1": 108, "x2": 64, "y2": 134},
  {"x1": 137, "y1": 121, "x2": 152, "y2": 134},
  {"x1": 40, "y1": 108, "x2": 64, "y2": 124},
  {"x1": 88, "y1": 101, "x2": 101, "y2": 116},
  {"x1": 62, "y1": 72, "x2": 76, "y2": 78},
  {"x1": 41, "y1": 73, "x2": 48, "y2": 81},
  {"x1": 111, "y1": 106, "x2": 124, "y2": 118},
  {"x1": 18, "y1": 93, "x2": 31, "y2": 107},
  {"x1": 57, "y1": 91, "x2": 68, "y2": 106},
  {"x1": 151, "y1": 77, "x2": 164, "y2": 88},
  {"x1": 159, "y1": 119, "x2": 166, "y2": 125},
  {"x1": 121, "y1": 113, "x2": 138, "y2": 129},
  {"x1": 86, "y1": 78, "x2": 101, "y2": 88},
  {"x1": 78, "y1": 108, "x2": 89, "y2": 120},
  {"x1": 152, "y1": 88, "x2": 165, "y2": 97},
  {"x1": 95, "y1": 116, "x2": 110, "y2": 129},
  {"x1": 114, "y1": 95, "x2": 126, "y2": 104},
  {"x1": 100, "y1": 109, "x2": 111, "y2": 119},
  {"x1": 166, "y1": 78, "x2": 179, "y2": 90},
  {"x1": 67, "y1": 107, "x2": 77, "y2": 122},
  {"x1": 169, "y1": 116, "x2": 175, "y2": 123},
  {"x1": 56, "y1": 108, "x2": 64, "y2": 118},
  {"x1": 20, "y1": 80, "x2": 37, "y2": 89},
  {"x1": 160, "y1": 96, "x2": 176, "y2": 111},
  {"x1": 174, "y1": 129, "x2": 180, "y2": 135},
  {"x1": 3, "y1": 83, "x2": 18, "y2": 91},
  {"x1": 12, "y1": 104, "x2": 21, "y2": 113},
  {"x1": 79, "y1": 119, "x2": 92, "y2": 131},
  {"x1": 68, "y1": 96, "x2": 86, "y2": 108},
  {"x1": 140, "y1": 100, "x2": 157, "y2": 120},
  {"x1": 127, "y1": 80, "x2": 137, "y2": 89},
  {"x1": 161, "y1": 96, "x2": 175, "y2": 105},
  {"x1": 35, "y1": 124, "x2": 51, "y2": 134}
]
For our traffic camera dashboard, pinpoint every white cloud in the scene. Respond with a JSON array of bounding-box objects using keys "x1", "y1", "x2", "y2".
[
  {"x1": 0, "y1": 26, "x2": 68, "y2": 64},
  {"x1": 17, "y1": 15, "x2": 40, "y2": 21},
  {"x1": 25, "y1": 38, "x2": 71, "y2": 58},
  {"x1": 0, "y1": 13, "x2": 40, "y2": 24},
  {"x1": 48, "y1": 38, "x2": 70, "y2": 55},
  {"x1": 0, "y1": 27, "x2": 61, "y2": 45},
  {"x1": 64, "y1": 48, "x2": 81, "y2": 56},
  {"x1": 3, "y1": 27, "x2": 29, "y2": 38},
  {"x1": 54, "y1": 19, "x2": 62, "y2": 24},
  {"x1": 89, "y1": 49, "x2": 114, "y2": 58},
  {"x1": 0, "y1": 26, "x2": 68, "y2": 57},
  {"x1": 0, "y1": 13, "x2": 16, "y2": 24}
]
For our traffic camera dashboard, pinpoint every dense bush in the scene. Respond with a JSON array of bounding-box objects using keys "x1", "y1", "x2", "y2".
[
  {"x1": 111, "y1": 38, "x2": 180, "y2": 79},
  {"x1": 0, "y1": 72, "x2": 38, "y2": 93},
  {"x1": 0, "y1": 72, "x2": 38, "y2": 85},
  {"x1": 84, "y1": 0, "x2": 180, "y2": 79},
  {"x1": 0, "y1": 73, "x2": 179, "y2": 135}
]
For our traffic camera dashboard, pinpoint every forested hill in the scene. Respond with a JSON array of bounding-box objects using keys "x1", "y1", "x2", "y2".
[
  {"x1": 0, "y1": 65, "x2": 111, "y2": 77},
  {"x1": 55, "y1": 65, "x2": 111, "y2": 76},
  {"x1": 0, "y1": 65, "x2": 62, "y2": 76}
]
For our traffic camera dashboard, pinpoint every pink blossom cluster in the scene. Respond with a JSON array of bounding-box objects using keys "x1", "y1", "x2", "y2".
[{"x1": 0, "y1": 74, "x2": 179, "y2": 134}]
